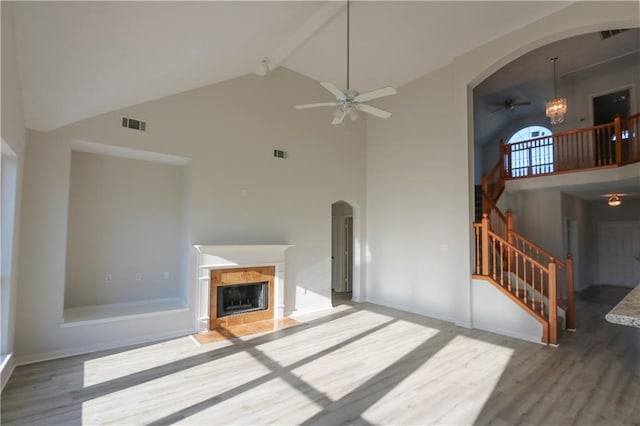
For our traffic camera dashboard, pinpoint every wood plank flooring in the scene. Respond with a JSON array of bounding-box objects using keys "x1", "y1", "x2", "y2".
[{"x1": 1, "y1": 285, "x2": 638, "y2": 425}]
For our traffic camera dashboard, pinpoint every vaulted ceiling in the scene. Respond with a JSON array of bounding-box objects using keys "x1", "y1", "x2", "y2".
[{"x1": 11, "y1": 1, "x2": 575, "y2": 131}]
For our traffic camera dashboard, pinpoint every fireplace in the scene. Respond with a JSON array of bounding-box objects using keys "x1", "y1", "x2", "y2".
[
  {"x1": 194, "y1": 245, "x2": 292, "y2": 333},
  {"x1": 209, "y1": 266, "x2": 275, "y2": 328},
  {"x1": 217, "y1": 281, "x2": 268, "y2": 317}
]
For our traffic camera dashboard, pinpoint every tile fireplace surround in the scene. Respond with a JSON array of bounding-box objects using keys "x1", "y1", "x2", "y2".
[{"x1": 193, "y1": 245, "x2": 293, "y2": 333}]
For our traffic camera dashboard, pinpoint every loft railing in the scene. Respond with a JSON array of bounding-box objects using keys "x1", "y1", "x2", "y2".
[{"x1": 503, "y1": 113, "x2": 640, "y2": 180}]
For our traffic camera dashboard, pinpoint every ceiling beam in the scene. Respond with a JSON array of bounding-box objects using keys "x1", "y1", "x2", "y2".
[{"x1": 254, "y1": 1, "x2": 346, "y2": 76}]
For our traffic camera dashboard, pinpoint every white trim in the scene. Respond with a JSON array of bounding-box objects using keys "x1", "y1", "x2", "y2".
[
  {"x1": 193, "y1": 245, "x2": 293, "y2": 333},
  {"x1": 472, "y1": 322, "x2": 545, "y2": 345},
  {"x1": 61, "y1": 297, "x2": 188, "y2": 327},
  {"x1": 1, "y1": 353, "x2": 15, "y2": 391},
  {"x1": 365, "y1": 297, "x2": 461, "y2": 326},
  {"x1": 71, "y1": 139, "x2": 191, "y2": 165},
  {"x1": 61, "y1": 308, "x2": 190, "y2": 328},
  {"x1": 286, "y1": 303, "x2": 334, "y2": 318},
  {"x1": 14, "y1": 329, "x2": 192, "y2": 367}
]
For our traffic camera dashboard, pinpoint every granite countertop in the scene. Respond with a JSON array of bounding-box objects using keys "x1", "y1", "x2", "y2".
[{"x1": 605, "y1": 284, "x2": 640, "y2": 328}]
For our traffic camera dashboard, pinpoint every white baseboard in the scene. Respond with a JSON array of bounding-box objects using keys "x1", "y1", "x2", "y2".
[
  {"x1": 15, "y1": 328, "x2": 193, "y2": 366},
  {"x1": 365, "y1": 297, "x2": 460, "y2": 326},
  {"x1": 473, "y1": 322, "x2": 544, "y2": 345},
  {"x1": 285, "y1": 303, "x2": 334, "y2": 317},
  {"x1": 1, "y1": 353, "x2": 15, "y2": 392}
]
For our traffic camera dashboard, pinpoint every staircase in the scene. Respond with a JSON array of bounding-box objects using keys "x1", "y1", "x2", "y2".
[
  {"x1": 473, "y1": 156, "x2": 575, "y2": 346},
  {"x1": 473, "y1": 113, "x2": 640, "y2": 344}
]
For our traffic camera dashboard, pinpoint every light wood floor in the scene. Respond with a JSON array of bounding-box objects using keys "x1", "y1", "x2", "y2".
[{"x1": 2, "y1": 285, "x2": 638, "y2": 425}]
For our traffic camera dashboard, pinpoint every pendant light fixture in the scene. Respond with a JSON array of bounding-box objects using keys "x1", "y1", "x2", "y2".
[{"x1": 545, "y1": 57, "x2": 567, "y2": 125}]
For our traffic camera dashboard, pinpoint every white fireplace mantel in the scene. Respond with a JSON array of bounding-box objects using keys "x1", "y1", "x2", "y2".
[{"x1": 193, "y1": 245, "x2": 293, "y2": 332}]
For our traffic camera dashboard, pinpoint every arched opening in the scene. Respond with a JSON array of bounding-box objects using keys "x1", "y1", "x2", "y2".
[
  {"x1": 331, "y1": 201, "x2": 353, "y2": 306},
  {"x1": 469, "y1": 23, "x2": 639, "y2": 332}
]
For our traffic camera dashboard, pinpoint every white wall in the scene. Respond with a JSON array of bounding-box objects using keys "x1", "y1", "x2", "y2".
[
  {"x1": 555, "y1": 60, "x2": 640, "y2": 133},
  {"x1": 65, "y1": 152, "x2": 187, "y2": 307},
  {"x1": 365, "y1": 1, "x2": 638, "y2": 330},
  {"x1": 589, "y1": 198, "x2": 640, "y2": 286},
  {"x1": 561, "y1": 193, "x2": 592, "y2": 291},
  {"x1": 14, "y1": 67, "x2": 367, "y2": 361},
  {"x1": 1, "y1": 1, "x2": 26, "y2": 386},
  {"x1": 471, "y1": 279, "x2": 543, "y2": 344}
]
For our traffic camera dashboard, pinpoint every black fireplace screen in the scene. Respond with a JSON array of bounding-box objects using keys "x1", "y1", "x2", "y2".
[{"x1": 217, "y1": 281, "x2": 268, "y2": 317}]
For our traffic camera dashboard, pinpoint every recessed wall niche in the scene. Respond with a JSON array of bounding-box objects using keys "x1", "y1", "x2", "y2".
[{"x1": 64, "y1": 149, "x2": 188, "y2": 316}]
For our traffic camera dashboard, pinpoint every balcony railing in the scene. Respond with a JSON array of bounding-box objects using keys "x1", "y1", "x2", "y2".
[{"x1": 502, "y1": 113, "x2": 639, "y2": 180}]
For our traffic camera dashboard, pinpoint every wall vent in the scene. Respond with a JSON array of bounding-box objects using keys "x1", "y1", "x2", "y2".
[
  {"x1": 600, "y1": 29, "x2": 628, "y2": 40},
  {"x1": 273, "y1": 149, "x2": 287, "y2": 159},
  {"x1": 122, "y1": 116, "x2": 147, "y2": 132}
]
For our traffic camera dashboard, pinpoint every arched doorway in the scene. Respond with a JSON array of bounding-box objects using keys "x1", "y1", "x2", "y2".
[{"x1": 331, "y1": 201, "x2": 353, "y2": 305}]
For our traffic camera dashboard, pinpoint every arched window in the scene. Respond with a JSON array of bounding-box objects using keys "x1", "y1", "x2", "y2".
[{"x1": 507, "y1": 126, "x2": 554, "y2": 177}]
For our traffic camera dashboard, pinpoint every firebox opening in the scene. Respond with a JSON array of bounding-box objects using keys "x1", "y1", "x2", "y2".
[{"x1": 217, "y1": 281, "x2": 268, "y2": 318}]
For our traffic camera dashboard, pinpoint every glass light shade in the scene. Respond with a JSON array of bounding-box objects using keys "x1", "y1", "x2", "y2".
[
  {"x1": 608, "y1": 194, "x2": 622, "y2": 207},
  {"x1": 346, "y1": 105, "x2": 359, "y2": 121},
  {"x1": 546, "y1": 98, "x2": 567, "y2": 124}
]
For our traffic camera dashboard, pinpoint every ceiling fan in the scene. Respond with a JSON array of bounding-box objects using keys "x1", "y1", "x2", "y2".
[
  {"x1": 295, "y1": 0, "x2": 396, "y2": 125},
  {"x1": 490, "y1": 97, "x2": 531, "y2": 113}
]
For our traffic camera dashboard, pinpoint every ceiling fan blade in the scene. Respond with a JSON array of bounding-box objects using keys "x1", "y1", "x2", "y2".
[
  {"x1": 512, "y1": 101, "x2": 532, "y2": 106},
  {"x1": 356, "y1": 103, "x2": 392, "y2": 119},
  {"x1": 295, "y1": 102, "x2": 340, "y2": 109},
  {"x1": 332, "y1": 109, "x2": 346, "y2": 125},
  {"x1": 354, "y1": 87, "x2": 396, "y2": 103},
  {"x1": 320, "y1": 82, "x2": 347, "y2": 101}
]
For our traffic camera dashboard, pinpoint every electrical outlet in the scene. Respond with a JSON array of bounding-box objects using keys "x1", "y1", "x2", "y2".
[
  {"x1": 105, "y1": 274, "x2": 112, "y2": 283},
  {"x1": 135, "y1": 273, "x2": 143, "y2": 281}
]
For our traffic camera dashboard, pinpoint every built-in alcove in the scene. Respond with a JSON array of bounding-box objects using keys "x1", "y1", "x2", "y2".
[{"x1": 63, "y1": 143, "x2": 190, "y2": 325}]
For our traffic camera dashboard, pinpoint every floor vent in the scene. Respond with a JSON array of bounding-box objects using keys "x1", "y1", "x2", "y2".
[
  {"x1": 273, "y1": 149, "x2": 287, "y2": 159},
  {"x1": 122, "y1": 116, "x2": 147, "y2": 132}
]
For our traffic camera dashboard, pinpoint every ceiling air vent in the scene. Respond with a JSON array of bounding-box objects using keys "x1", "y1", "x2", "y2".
[
  {"x1": 122, "y1": 116, "x2": 147, "y2": 132},
  {"x1": 600, "y1": 29, "x2": 628, "y2": 40},
  {"x1": 273, "y1": 149, "x2": 287, "y2": 159}
]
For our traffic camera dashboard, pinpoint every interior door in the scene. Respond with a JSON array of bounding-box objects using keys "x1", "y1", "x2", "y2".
[
  {"x1": 598, "y1": 222, "x2": 640, "y2": 287},
  {"x1": 331, "y1": 216, "x2": 340, "y2": 291},
  {"x1": 344, "y1": 216, "x2": 353, "y2": 292},
  {"x1": 592, "y1": 89, "x2": 631, "y2": 165}
]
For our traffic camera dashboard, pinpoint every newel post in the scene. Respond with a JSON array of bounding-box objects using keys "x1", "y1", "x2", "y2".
[
  {"x1": 506, "y1": 211, "x2": 514, "y2": 244},
  {"x1": 548, "y1": 259, "x2": 558, "y2": 345},
  {"x1": 481, "y1": 214, "x2": 490, "y2": 276},
  {"x1": 482, "y1": 175, "x2": 489, "y2": 213},
  {"x1": 566, "y1": 253, "x2": 575, "y2": 330},
  {"x1": 614, "y1": 114, "x2": 623, "y2": 166}
]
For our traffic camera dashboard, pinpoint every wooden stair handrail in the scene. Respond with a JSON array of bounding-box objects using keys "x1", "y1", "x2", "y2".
[
  {"x1": 476, "y1": 214, "x2": 560, "y2": 344},
  {"x1": 510, "y1": 229, "x2": 566, "y2": 269},
  {"x1": 502, "y1": 113, "x2": 639, "y2": 180}
]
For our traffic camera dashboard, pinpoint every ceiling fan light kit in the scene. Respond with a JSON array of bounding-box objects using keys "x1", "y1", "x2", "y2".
[{"x1": 295, "y1": 0, "x2": 396, "y2": 125}]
